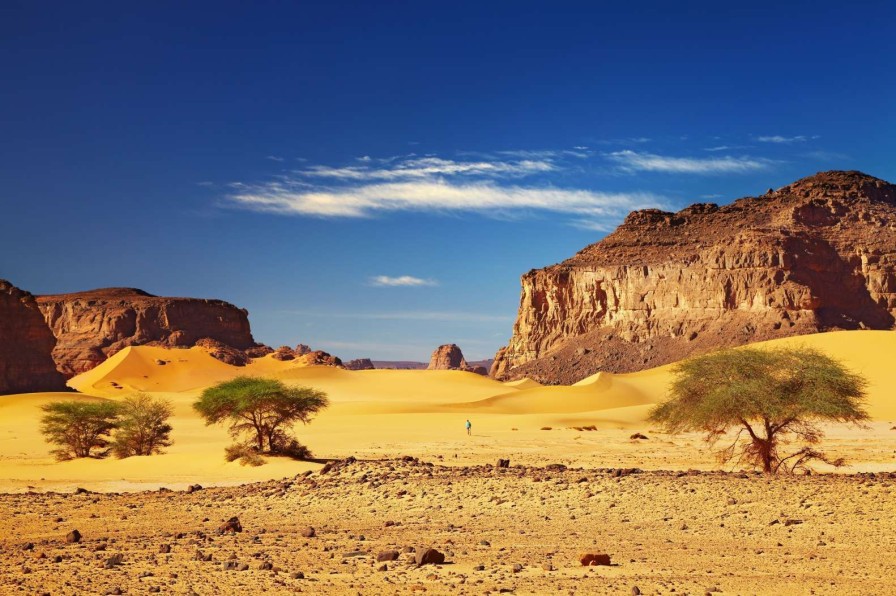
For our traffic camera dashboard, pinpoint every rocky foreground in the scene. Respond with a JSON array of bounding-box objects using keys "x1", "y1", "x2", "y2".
[{"x1": 2, "y1": 458, "x2": 894, "y2": 595}]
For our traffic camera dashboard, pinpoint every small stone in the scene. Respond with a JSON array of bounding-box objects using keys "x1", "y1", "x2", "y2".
[
  {"x1": 579, "y1": 553, "x2": 611, "y2": 566},
  {"x1": 301, "y1": 526, "x2": 316, "y2": 538},
  {"x1": 65, "y1": 530, "x2": 82, "y2": 544},
  {"x1": 415, "y1": 547, "x2": 446, "y2": 566},
  {"x1": 218, "y1": 516, "x2": 242, "y2": 534},
  {"x1": 291, "y1": 571, "x2": 305, "y2": 579}
]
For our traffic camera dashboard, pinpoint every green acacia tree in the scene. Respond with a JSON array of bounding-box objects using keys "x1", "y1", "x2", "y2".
[
  {"x1": 112, "y1": 393, "x2": 174, "y2": 458},
  {"x1": 649, "y1": 346, "x2": 869, "y2": 474},
  {"x1": 194, "y1": 376, "x2": 328, "y2": 460},
  {"x1": 40, "y1": 400, "x2": 122, "y2": 460}
]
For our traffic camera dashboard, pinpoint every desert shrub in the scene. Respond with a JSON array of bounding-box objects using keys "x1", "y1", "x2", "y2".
[
  {"x1": 279, "y1": 438, "x2": 313, "y2": 460},
  {"x1": 195, "y1": 376, "x2": 328, "y2": 461},
  {"x1": 111, "y1": 393, "x2": 174, "y2": 458},
  {"x1": 40, "y1": 400, "x2": 122, "y2": 460},
  {"x1": 649, "y1": 346, "x2": 869, "y2": 474},
  {"x1": 223, "y1": 443, "x2": 266, "y2": 466}
]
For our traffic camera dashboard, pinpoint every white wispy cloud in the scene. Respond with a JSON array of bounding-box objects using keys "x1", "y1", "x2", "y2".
[
  {"x1": 607, "y1": 150, "x2": 771, "y2": 174},
  {"x1": 265, "y1": 155, "x2": 285, "y2": 162},
  {"x1": 230, "y1": 179, "x2": 661, "y2": 219},
  {"x1": 757, "y1": 135, "x2": 811, "y2": 143},
  {"x1": 226, "y1": 152, "x2": 666, "y2": 227},
  {"x1": 369, "y1": 275, "x2": 438, "y2": 287},
  {"x1": 300, "y1": 156, "x2": 556, "y2": 181}
]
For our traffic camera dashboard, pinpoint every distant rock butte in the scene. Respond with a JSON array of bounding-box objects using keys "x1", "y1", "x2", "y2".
[
  {"x1": 0, "y1": 280, "x2": 67, "y2": 394},
  {"x1": 492, "y1": 170, "x2": 896, "y2": 384},
  {"x1": 428, "y1": 344, "x2": 487, "y2": 375},
  {"x1": 344, "y1": 358, "x2": 375, "y2": 370},
  {"x1": 35, "y1": 287, "x2": 261, "y2": 378}
]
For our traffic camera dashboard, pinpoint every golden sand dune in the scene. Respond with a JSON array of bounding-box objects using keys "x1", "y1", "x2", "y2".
[{"x1": 1, "y1": 330, "x2": 894, "y2": 492}]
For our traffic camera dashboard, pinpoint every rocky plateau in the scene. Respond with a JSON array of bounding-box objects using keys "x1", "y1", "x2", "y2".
[{"x1": 492, "y1": 170, "x2": 896, "y2": 383}]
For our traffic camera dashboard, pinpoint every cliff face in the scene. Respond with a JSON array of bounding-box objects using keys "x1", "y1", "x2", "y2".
[
  {"x1": 492, "y1": 171, "x2": 896, "y2": 384},
  {"x1": 0, "y1": 280, "x2": 68, "y2": 394},
  {"x1": 36, "y1": 288, "x2": 257, "y2": 378}
]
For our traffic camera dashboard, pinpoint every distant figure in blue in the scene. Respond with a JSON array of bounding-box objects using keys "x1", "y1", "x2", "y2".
[{"x1": 465, "y1": 419, "x2": 472, "y2": 436}]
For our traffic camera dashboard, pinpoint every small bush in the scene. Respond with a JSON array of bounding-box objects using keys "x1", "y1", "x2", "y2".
[
  {"x1": 224, "y1": 443, "x2": 266, "y2": 466},
  {"x1": 239, "y1": 451, "x2": 266, "y2": 467},
  {"x1": 280, "y1": 439, "x2": 313, "y2": 460},
  {"x1": 40, "y1": 400, "x2": 122, "y2": 460}
]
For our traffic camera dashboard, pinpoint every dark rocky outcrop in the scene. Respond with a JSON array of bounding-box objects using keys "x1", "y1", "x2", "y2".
[
  {"x1": 0, "y1": 280, "x2": 67, "y2": 394},
  {"x1": 493, "y1": 171, "x2": 896, "y2": 383},
  {"x1": 35, "y1": 288, "x2": 259, "y2": 378}
]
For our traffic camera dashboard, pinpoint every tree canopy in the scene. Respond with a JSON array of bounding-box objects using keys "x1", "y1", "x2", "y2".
[
  {"x1": 112, "y1": 393, "x2": 174, "y2": 458},
  {"x1": 194, "y1": 376, "x2": 328, "y2": 458},
  {"x1": 649, "y1": 345, "x2": 869, "y2": 473},
  {"x1": 40, "y1": 400, "x2": 122, "y2": 460}
]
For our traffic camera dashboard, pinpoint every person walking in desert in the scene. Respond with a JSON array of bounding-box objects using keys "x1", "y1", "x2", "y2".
[{"x1": 465, "y1": 419, "x2": 472, "y2": 436}]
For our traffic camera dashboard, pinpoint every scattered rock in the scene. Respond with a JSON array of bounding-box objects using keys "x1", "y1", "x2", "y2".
[
  {"x1": 301, "y1": 526, "x2": 316, "y2": 538},
  {"x1": 579, "y1": 553, "x2": 611, "y2": 566},
  {"x1": 415, "y1": 547, "x2": 446, "y2": 566},
  {"x1": 377, "y1": 550, "x2": 399, "y2": 562},
  {"x1": 218, "y1": 517, "x2": 242, "y2": 534},
  {"x1": 65, "y1": 530, "x2": 82, "y2": 544}
]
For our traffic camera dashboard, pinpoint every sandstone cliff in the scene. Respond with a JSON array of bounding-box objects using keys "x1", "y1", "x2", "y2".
[
  {"x1": 492, "y1": 171, "x2": 896, "y2": 384},
  {"x1": 0, "y1": 280, "x2": 68, "y2": 394},
  {"x1": 36, "y1": 288, "x2": 258, "y2": 377}
]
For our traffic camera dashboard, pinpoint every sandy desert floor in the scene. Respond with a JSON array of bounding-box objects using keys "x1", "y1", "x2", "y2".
[{"x1": 1, "y1": 331, "x2": 895, "y2": 594}]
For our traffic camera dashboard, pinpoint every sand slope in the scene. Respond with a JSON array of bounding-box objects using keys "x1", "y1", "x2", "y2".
[{"x1": 0, "y1": 330, "x2": 893, "y2": 491}]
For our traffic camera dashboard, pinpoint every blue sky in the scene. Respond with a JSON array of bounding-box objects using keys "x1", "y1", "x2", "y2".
[{"x1": 1, "y1": 1, "x2": 893, "y2": 360}]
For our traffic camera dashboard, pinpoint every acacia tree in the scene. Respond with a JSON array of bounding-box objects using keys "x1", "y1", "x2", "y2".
[
  {"x1": 649, "y1": 346, "x2": 869, "y2": 474},
  {"x1": 112, "y1": 393, "x2": 174, "y2": 458},
  {"x1": 40, "y1": 400, "x2": 122, "y2": 460},
  {"x1": 194, "y1": 376, "x2": 328, "y2": 459}
]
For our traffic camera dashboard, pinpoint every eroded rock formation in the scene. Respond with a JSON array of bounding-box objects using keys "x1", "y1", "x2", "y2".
[
  {"x1": 428, "y1": 344, "x2": 468, "y2": 370},
  {"x1": 428, "y1": 344, "x2": 487, "y2": 375},
  {"x1": 36, "y1": 288, "x2": 259, "y2": 377},
  {"x1": 0, "y1": 280, "x2": 68, "y2": 394},
  {"x1": 492, "y1": 171, "x2": 896, "y2": 384}
]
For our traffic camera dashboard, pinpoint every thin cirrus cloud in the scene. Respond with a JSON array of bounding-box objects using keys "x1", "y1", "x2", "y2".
[
  {"x1": 607, "y1": 150, "x2": 772, "y2": 174},
  {"x1": 757, "y1": 135, "x2": 813, "y2": 143},
  {"x1": 226, "y1": 152, "x2": 664, "y2": 226},
  {"x1": 369, "y1": 275, "x2": 437, "y2": 287}
]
